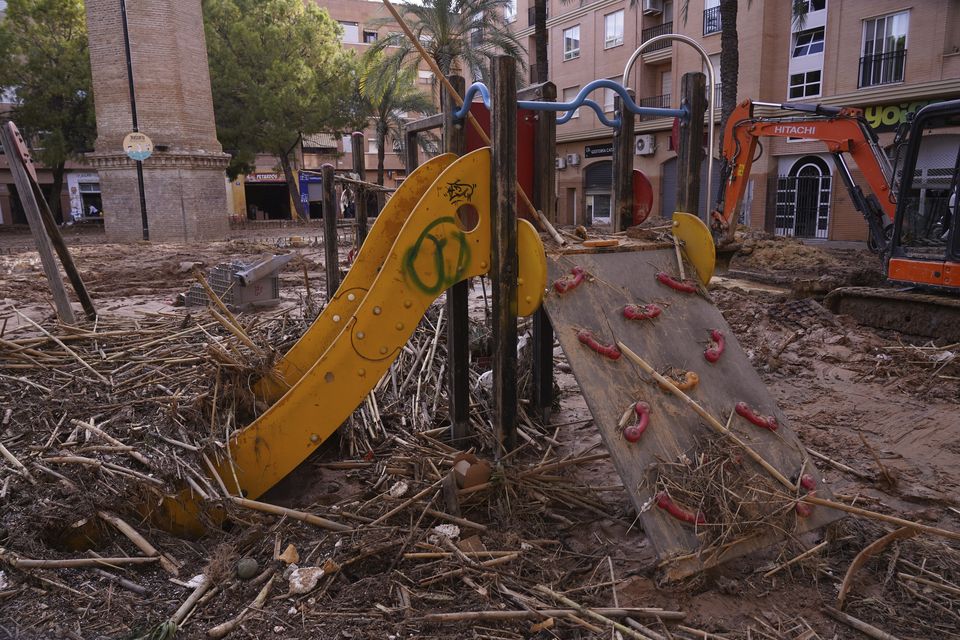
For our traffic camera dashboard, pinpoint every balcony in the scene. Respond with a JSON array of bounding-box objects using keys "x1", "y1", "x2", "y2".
[
  {"x1": 641, "y1": 22, "x2": 673, "y2": 52},
  {"x1": 859, "y1": 49, "x2": 906, "y2": 88},
  {"x1": 637, "y1": 93, "x2": 671, "y2": 119},
  {"x1": 703, "y1": 6, "x2": 721, "y2": 35}
]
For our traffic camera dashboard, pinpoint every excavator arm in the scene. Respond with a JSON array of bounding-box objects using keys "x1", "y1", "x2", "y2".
[{"x1": 711, "y1": 100, "x2": 896, "y2": 253}]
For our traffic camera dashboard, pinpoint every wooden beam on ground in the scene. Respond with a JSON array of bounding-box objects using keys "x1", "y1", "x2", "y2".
[
  {"x1": 491, "y1": 56, "x2": 519, "y2": 455},
  {"x1": 443, "y1": 75, "x2": 471, "y2": 443},
  {"x1": 529, "y1": 81, "x2": 557, "y2": 423},
  {"x1": 0, "y1": 123, "x2": 75, "y2": 323},
  {"x1": 321, "y1": 163, "x2": 340, "y2": 301},
  {"x1": 676, "y1": 72, "x2": 707, "y2": 216},
  {"x1": 351, "y1": 131, "x2": 369, "y2": 248},
  {"x1": 612, "y1": 90, "x2": 636, "y2": 232}
]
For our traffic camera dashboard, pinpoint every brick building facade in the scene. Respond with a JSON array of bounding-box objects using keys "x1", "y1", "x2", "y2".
[
  {"x1": 506, "y1": 0, "x2": 960, "y2": 242},
  {"x1": 84, "y1": 0, "x2": 230, "y2": 241}
]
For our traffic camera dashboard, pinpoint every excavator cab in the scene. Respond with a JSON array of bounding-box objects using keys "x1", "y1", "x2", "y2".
[{"x1": 887, "y1": 100, "x2": 960, "y2": 290}]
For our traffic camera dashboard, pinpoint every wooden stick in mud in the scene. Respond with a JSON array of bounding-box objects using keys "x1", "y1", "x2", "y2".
[
  {"x1": 533, "y1": 585, "x2": 653, "y2": 640},
  {"x1": 3, "y1": 554, "x2": 159, "y2": 569},
  {"x1": 98, "y1": 511, "x2": 179, "y2": 576}
]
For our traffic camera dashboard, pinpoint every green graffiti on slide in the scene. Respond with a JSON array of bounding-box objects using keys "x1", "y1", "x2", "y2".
[{"x1": 403, "y1": 217, "x2": 471, "y2": 295}]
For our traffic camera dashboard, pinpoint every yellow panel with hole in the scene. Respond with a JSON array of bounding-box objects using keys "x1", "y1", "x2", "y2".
[
  {"x1": 253, "y1": 153, "x2": 457, "y2": 403},
  {"x1": 672, "y1": 211, "x2": 716, "y2": 286}
]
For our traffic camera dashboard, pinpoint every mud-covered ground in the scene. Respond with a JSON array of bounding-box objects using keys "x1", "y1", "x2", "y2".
[{"x1": 0, "y1": 226, "x2": 957, "y2": 638}]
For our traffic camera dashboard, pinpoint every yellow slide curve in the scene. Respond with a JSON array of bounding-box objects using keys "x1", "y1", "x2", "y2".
[{"x1": 160, "y1": 148, "x2": 547, "y2": 532}]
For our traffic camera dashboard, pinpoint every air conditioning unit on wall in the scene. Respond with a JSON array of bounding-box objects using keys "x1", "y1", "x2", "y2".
[
  {"x1": 635, "y1": 134, "x2": 656, "y2": 156},
  {"x1": 642, "y1": 0, "x2": 664, "y2": 15},
  {"x1": 566, "y1": 152, "x2": 581, "y2": 166},
  {"x1": 556, "y1": 156, "x2": 567, "y2": 169}
]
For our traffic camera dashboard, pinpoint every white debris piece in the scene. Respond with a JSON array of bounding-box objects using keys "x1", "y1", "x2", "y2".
[
  {"x1": 388, "y1": 480, "x2": 409, "y2": 498},
  {"x1": 288, "y1": 566, "x2": 326, "y2": 595},
  {"x1": 185, "y1": 574, "x2": 205, "y2": 589},
  {"x1": 427, "y1": 524, "x2": 461, "y2": 545}
]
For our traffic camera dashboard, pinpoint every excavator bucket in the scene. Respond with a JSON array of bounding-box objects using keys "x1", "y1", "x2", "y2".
[
  {"x1": 671, "y1": 211, "x2": 715, "y2": 286},
  {"x1": 155, "y1": 148, "x2": 548, "y2": 533}
]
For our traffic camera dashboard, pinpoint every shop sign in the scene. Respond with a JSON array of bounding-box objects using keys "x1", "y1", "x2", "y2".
[
  {"x1": 584, "y1": 143, "x2": 614, "y2": 158},
  {"x1": 246, "y1": 172, "x2": 285, "y2": 183},
  {"x1": 863, "y1": 99, "x2": 944, "y2": 132}
]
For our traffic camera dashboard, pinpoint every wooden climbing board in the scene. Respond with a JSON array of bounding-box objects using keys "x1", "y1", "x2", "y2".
[{"x1": 543, "y1": 246, "x2": 839, "y2": 579}]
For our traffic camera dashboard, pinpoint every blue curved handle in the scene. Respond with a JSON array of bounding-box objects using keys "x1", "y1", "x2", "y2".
[{"x1": 454, "y1": 78, "x2": 687, "y2": 129}]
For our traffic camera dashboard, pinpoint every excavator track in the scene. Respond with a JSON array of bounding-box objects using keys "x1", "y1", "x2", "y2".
[{"x1": 823, "y1": 286, "x2": 960, "y2": 342}]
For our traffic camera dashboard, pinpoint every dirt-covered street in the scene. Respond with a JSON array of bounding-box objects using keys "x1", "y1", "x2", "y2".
[{"x1": 0, "y1": 225, "x2": 957, "y2": 639}]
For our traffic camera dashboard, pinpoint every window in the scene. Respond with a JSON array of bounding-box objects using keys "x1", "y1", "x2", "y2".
[
  {"x1": 860, "y1": 11, "x2": 908, "y2": 87},
  {"x1": 788, "y1": 70, "x2": 821, "y2": 99},
  {"x1": 418, "y1": 70, "x2": 434, "y2": 85},
  {"x1": 792, "y1": 27, "x2": 824, "y2": 57},
  {"x1": 368, "y1": 138, "x2": 378, "y2": 154},
  {"x1": 604, "y1": 10, "x2": 624, "y2": 48},
  {"x1": 363, "y1": 30, "x2": 378, "y2": 44},
  {"x1": 703, "y1": 0, "x2": 721, "y2": 35},
  {"x1": 342, "y1": 135, "x2": 352, "y2": 154},
  {"x1": 796, "y1": 0, "x2": 826, "y2": 12},
  {"x1": 563, "y1": 86, "x2": 580, "y2": 118},
  {"x1": 339, "y1": 21, "x2": 359, "y2": 43},
  {"x1": 504, "y1": 0, "x2": 517, "y2": 23},
  {"x1": 470, "y1": 27, "x2": 483, "y2": 47},
  {"x1": 563, "y1": 25, "x2": 580, "y2": 61},
  {"x1": 603, "y1": 87, "x2": 616, "y2": 113}
]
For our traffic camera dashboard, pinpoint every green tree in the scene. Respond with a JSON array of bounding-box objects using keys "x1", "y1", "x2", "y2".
[
  {"x1": 359, "y1": 53, "x2": 435, "y2": 187},
  {"x1": 203, "y1": 0, "x2": 362, "y2": 219},
  {"x1": 0, "y1": 0, "x2": 96, "y2": 223},
  {"x1": 369, "y1": 0, "x2": 525, "y2": 82}
]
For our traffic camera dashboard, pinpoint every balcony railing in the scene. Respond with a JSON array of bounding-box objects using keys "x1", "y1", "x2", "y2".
[
  {"x1": 641, "y1": 21, "x2": 673, "y2": 52},
  {"x1": 638, "y1": 93, "x2": 671, "y2": 112},
  {"x1": 859, "y1": 49, "x2": 906, "y2": 88},
  {"x1": 703, "y1": 6, "x2": 721, "y2": 35}
]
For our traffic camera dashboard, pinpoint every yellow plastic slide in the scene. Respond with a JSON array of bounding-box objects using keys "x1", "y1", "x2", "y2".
[
  {"x1": 159, "y1": 149, "x2": 547, "y2": 531},
  {"x1": 254, "y1": 153, "x2": 458, "y2": 403}
]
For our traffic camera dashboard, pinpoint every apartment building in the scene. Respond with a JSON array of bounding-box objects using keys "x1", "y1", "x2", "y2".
[
  {"x1": 235, "y1": 0, "x2": 434, "y2": 220},
  {"x1": 507, "y1": 0, "x2": 960, "y2": 242}
]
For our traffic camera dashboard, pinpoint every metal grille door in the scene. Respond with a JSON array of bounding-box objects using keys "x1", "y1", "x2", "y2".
[{"x1": 775, "y1": 174, "x2": 831, "y2": 238}]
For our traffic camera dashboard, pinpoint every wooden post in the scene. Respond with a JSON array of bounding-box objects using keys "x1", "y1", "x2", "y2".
[
  {"x1": 405, "y1": 129, "x2": 419, "y2": 173},
  {"x1": 0, "y1": 123, "x2": 75, "y2": 323},
  {"x1": 675, "y1": 72, "x2": 707, "y2": 215},
  {"x1": 525, "y1": 81, "x2": 557, "y2": 423},
  {"x1": 612, "y1": 90, "x2": 636, "y2": 232},
  {"x1": 351, "y1": 131, "x2": 369, "y2": 248},
  {"x1": 321, "y1": 163, "x2": 340, "y2": 301},
  {"x1": 491, "y1": 56, "x2": 518, "y2": 455},
  {"x1": 442, "y1": 76, "x2": 471, "y2": 443}
]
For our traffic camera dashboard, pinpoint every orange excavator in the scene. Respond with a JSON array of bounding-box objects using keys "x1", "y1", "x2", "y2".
[{"x1": 711, "y1": 98, "x2": 960, "y2": 341}]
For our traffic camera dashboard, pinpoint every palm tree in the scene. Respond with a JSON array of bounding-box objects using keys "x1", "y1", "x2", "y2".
[
  {"x1": 369, "y1": 0, "x2": 525, "y2": 82},
  {"x1": 359, "y1": 53, "x2": 436, "y2": 186}
]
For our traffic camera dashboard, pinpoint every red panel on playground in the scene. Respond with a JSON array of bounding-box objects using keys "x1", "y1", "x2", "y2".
[{"x1": 465, "y1": 103, "x2": 536, "y2": 223}]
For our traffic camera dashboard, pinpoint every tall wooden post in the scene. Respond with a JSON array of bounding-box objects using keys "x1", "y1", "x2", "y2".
[
  {"x1": 676, "y1": 72, "x2": 707, "y2": 216},
  {"x1": 405, "y1": 129, "x2": 419, "y2": 173},
  {"x1": 351, "y1": 131, "x2": 369, "y2": 248},
  {"x1": 443, "y1": 75, "x2": 471, "y2": 443},
  {"x1": 0, "y1": 124, "x2": 75, "y2": 323},
  {"x1": 491, "y1": 56, "x2": 519, "y2": 455},
  {"x1": 612, "y1": 90, "x2": 636, "y2": 232},
  {"x1": 321, "y1": 163, "x2": 340, "y2": 302},
  {"x1": 523, "y1": 81, "x2": 557, "y2": 424}
]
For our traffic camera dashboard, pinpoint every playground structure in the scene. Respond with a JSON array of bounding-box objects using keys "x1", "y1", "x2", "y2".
[{"x1": 129, "y1": 39, "x2": 851, "y2": 578}]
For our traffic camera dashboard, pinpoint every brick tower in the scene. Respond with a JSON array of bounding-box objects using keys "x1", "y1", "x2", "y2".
[{"x1": 85, "y1": 0, "x2": 230, "y2": 242}]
